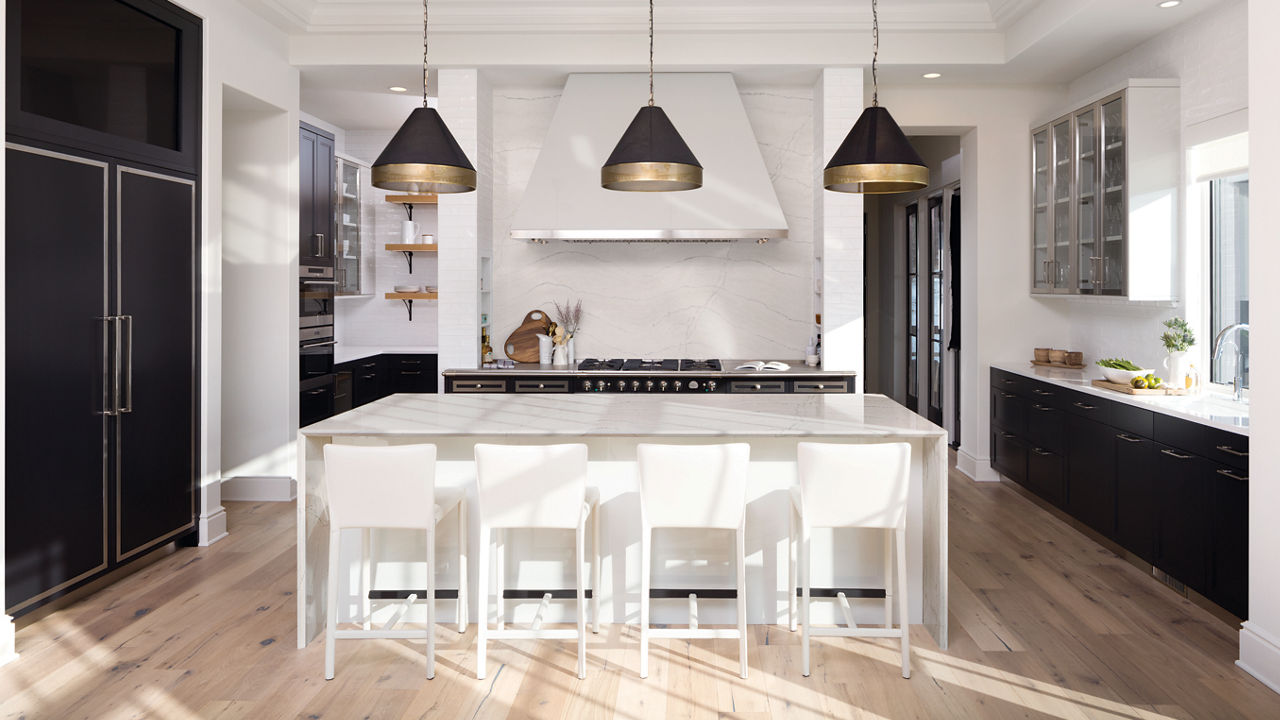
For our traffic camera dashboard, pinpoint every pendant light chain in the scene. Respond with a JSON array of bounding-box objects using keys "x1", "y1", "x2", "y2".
[
  {"x1": 648, "y1": 0, "x2": 655, "y2": 107},
  {"x1": 871, "y1": 0, "x2": 879, "y2": 106},
  {"x1": 430, "y1": 0, "x2": 435, "y2": 106}
]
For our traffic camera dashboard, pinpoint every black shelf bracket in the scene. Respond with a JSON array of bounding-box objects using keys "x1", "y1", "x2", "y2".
[
  {"x1": 399, "y1": 250, "x2": 415, "y2": 273},
  {"x1": 400, "y1": 298, "x2": 415, "y2": 321},
  {"x1": 401, "y1": 203, "x2": 415, "y2": 221}
]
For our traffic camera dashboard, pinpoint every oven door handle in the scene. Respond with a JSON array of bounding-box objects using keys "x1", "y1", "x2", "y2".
[
  {"x1": 301, "y1": 340, "x2": 337, "y2": 349},
  {"x1": 301, "y1": 280, "x2": 338, "y2": 286}
]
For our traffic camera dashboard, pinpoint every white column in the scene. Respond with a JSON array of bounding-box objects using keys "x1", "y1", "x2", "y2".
[
  {"x1": 1240, "y1": 0, "x2": 1280, "y2": 696},
  {"x1": 436, "y1": 69, "x2": 490, "y2": 387},
  {"x1": 814, "y1": 68, "x2": 865, "y2": 380},
  {"x1": 0, "y1": 0, "x2": 15, "y2": 667}
]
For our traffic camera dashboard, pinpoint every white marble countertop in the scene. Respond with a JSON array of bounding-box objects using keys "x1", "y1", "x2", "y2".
[
  {"x1": 300, "y1": 392, "x2": 946, "y2": 438},
  {"x1": 334, "y1": 344, "x2": 438, "y2": 365},
  {"x1": 992, "y1": 362, "x2": 1249, "y2": 436}
]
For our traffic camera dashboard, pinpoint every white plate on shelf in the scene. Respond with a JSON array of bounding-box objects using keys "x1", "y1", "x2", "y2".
[{"x1": 393, "y1": 285, "x2": 421, "y2": 293}]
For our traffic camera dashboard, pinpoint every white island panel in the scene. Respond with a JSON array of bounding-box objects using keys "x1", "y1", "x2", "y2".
[{"x1": 296, "y1": 394, "x2": 948, "y2": 649}]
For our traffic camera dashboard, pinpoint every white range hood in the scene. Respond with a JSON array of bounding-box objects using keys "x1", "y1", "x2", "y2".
[{"x1": 510, "y1": 73, "x2": 788, "y2": 242}]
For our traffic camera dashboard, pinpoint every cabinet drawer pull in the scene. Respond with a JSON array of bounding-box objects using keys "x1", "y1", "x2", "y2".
[
  {"x1": 1002, "y1": 379, "x2": 1016, "y2": 384},
  {"x1": 1001, "y1": 432, "x2": 1016, "y2": 439},
  {"x1": 1115, "y1": 434, "x2": 1142, "y2": 443},
  {"x1": 1216, "y1": 468, "x2": 1248, "y2": 482},
  {"x1": 401, "y1": 360, "x2": 422, "y2": 365},
  {"x1": 1160, "y1": 449, "x2": 1192, "y2": 460},
  {"x1": 362, "y1": 362, "x2": 377, "y2": 369},
  {"x1": 1073, "y1": 402, "x2": 1096, "y2": 410},
  {"x1": 361, "y1": 374, "x2": 377, "y2": 380},
  {"x1": 1031, "y1": 448, "x2": 1053, "y2": 456},
  {"x1": 1215, "y1": 444, "x2": 1248, "y2": 458},
  {"x1": 1032, "y1": 404, "x2": 1055, "y2": 411},
  {"x1": 1000, "y1": 392, "x2": 1016, "y2": 398},
  {"x1": 401, "y1": 371, "x2": 422, "y2": 375},
  {"x1": 1033, "y1": 389, "x2": 1054, "y2": 396},
  {"x1": 306, "y1": 388, "x2": 327, "y2": 396}
]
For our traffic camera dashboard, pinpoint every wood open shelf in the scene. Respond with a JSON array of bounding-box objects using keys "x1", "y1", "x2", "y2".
[
  {"x1": 385, "y1": 243, "x2": 438, "y2": 252},
  {"x1": 385, "y1": 292, "x2": 438, "y2": 300},
  {"x1": 385, "y1": 194, "x2": 438, "y2": 204}
]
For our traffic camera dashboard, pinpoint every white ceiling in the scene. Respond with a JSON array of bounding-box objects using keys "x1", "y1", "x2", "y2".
[{"x1": 274, "y1": 0, "x2": 1228, "y2": 130}]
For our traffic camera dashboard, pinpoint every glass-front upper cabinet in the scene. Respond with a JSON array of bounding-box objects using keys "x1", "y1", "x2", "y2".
[
  {"x1": 335, "y1": 157, "x2": 366, "y2": 295},
  {"x1": 1096, "y1": 93, "x2": 1126, "y2": 295},
  {"x1": 1032, "y1": 127, "x2": 1052, "y2": 292},
  {"x1": 1051, "y1": 116, "x2": 1074, "y2": 292},
  {"x1": 1074, "y1": 107, "x2": 1099, "y2": 293}
]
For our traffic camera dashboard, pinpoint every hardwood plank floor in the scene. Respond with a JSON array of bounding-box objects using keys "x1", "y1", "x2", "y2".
[{"x1": 3, "y1": 461, "x2": 1278, "y2": 719}]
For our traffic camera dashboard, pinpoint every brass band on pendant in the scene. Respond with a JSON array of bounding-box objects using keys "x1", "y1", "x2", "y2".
[
  {"x1": 601, "y1": 161, "x2": 703, "y2": 192},
  {"x1": 823, "y1": 162, "x2": 929, "y2": 194},
  {"x1": 372, "y1": 162, "x2": 477, "y2": 194}
]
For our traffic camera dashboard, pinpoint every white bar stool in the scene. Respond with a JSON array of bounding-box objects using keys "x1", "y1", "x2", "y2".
[
  {"x1": 474, "y1": 443, "x2": 597, "y2": 680},
  {"x1": 789, "y1": 441, "x2": 912, "y2": 679},
  {"x1": 636, "y1": 442, "x2": 751, "y2": 679},
  {"x1": 358, "y1": 487, "x2": 468, "y2": 634},
  {"x1": 323, "y1": 443, "x2": 439, "y2": 680}
]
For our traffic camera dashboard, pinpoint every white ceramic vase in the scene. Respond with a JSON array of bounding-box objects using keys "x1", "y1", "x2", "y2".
[
  {"x1": 567, "y1": 337, "x2": 576, "y2": 367},
  {"x1": 552, "y1": 344, "x2": 568, "y2": 367},
  {"x1": 1163, "y1": 350, "x2": 1189, "y2": 390},
  {"x1": 537, "y1": 334, "x2": 553, "y2": 365}
]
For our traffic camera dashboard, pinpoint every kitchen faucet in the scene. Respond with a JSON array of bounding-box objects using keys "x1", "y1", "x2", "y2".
[{"x1": 1211, "y1": 323, "x2": 1250, "y2": 402}]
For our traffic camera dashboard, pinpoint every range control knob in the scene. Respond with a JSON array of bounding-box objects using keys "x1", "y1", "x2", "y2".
[
  {"x1": 660, "y1": 380, "x2": 669, "y2": 391},
  {"x1": 707, "y1": 380, "x2": 718, "y2": 392},
  {"x1": 688, "y1": 380, "x2": 699, "y2": 390},
  {"x1": 632, "y1": 380, "x2": 641, "y2": 391},
  {"x1": 646, "y1": 380, "x2": 655, "y2": 391},
  {"x1": 616, "y1": 380, "x2": 625, "y2": 391},
  {"x1": 582, "y1": 380, "x2": 593, "y2": 392}
]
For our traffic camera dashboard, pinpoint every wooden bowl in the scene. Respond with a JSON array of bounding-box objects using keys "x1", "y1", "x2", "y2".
[
  {"x1": 1034, "y1": 348, "x2": 1051, "y2": 362},
  {"x1": 1065, "y1": 351, "x2": 1084, "y2": 367},
  {"x1": 1048, "y1": 349, "x2": 1068, "y2": 364}
]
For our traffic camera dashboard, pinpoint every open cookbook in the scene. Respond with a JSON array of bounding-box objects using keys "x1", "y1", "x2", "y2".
[{"x1": 734, "y1": 361, "x2": 791, "y2": 371}]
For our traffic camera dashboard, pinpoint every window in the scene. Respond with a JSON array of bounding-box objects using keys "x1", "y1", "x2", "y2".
[
  {"x1": 906, "y1": 204, "x2": 919, "y2": 411},
  {"x1": 1209, "y1": 174, "x2": 1249, "y2": 388}
]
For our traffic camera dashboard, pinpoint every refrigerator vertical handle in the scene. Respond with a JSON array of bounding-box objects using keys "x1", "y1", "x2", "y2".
[
  {"x1": 120, "y1": 315, "x2": 134, "y2": 413},
  {"x1": 100, "y1": 316, "x2": 118, "y2": 416}
]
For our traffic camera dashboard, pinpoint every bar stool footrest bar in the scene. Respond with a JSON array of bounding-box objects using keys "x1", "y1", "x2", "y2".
[
  {"x1": 650, "y1": 588, "x2": 737, "y2": 599},
  {"x1": 369, "y1": 589, "x2": 460, "y2": 600},
  {"x1": 795, "y1": 587, "x2": 886, "y2": 598}
]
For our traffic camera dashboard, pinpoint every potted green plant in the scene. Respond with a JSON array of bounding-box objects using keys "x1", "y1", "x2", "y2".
[{"x1": 1160, "y1": 317, "x2": 1196, "y2": 389}]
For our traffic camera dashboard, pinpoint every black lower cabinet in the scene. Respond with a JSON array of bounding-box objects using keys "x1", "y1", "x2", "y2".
[
  {"x1": 351, "y1": 357, "x2": 385, "y2": 406},
  {"x1": 1154, "y1": 444, "x2": 1210, "y2": 596},
  {"x1": 1114, "y1": 433, "x2": 1158, "y2": 564},
  {"x1": 989, "y1": 366, "x2": 1248, "y2": 618},
  {"x1": 1025, "y1": 446, "x2": 1066, "y2": 507},
  {"x1": 1066, "y1": 414, "x2": 1118, "y2": 539},
  {"x1": 1210, "y1": 465, "x2": 1249, "y2": 618},
  {"x1": 300, "y1": 376, "x2": 334, "y2": 427},
  {"x1": 389, "y1": 354, "x2": 439, "y2": 393},
  {"x1": 991, "y1": 429, "x2": 1027, "y2": 484}
]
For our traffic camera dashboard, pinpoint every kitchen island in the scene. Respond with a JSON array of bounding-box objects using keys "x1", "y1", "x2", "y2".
[{"x1": 296, "y1": 393, "x2": 949, "y2": 649}]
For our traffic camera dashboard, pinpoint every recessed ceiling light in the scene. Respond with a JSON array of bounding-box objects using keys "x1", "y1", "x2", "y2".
[
  {"x1": 923, "y1": 72, "x2": 942, "y2": 79},
  {"x1": 388, "y1": 86, "x2": 407, "y2": 93},
  {"x1": 1158, "y1": 1, "x2": 1181, "y2": 8}
]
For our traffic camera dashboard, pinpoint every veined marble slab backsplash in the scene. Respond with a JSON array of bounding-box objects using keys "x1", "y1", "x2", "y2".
[{"x1": 490, "y1": 85, "x2": 816, "y2": 360}]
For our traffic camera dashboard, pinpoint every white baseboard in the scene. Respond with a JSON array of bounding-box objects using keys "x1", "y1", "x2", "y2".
[
  {"x1": 199, "y1": 507, "x2": 228, "y2": 546},
  {"x1": 221, "y1": 475, "x2": 297, "y2": 502},
  {"x1": 956, "y1": 449, "x2": 1001, "y2": 482},
  {"x1": 0, "y1": 615, "x2": 16, "y2": 668},
  {"x1": 1239, "y1": 622, "x2": 1280, "y2": 696}
]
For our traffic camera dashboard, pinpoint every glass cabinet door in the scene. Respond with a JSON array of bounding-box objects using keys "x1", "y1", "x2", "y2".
[
  {"x1": 1032, "y1": 127, "x2": 1052, "y2": 292},
  {"x1": 1098, "y1": 95, "x2": 1126, "y2": 294},
  {"x1": 336, "y1": 159, "x2": 363, "y2": 295},
  {"x1": 1051, "y1": 117, "x2": 1073, "y2": 291},
  {"x1": 1075, "y1": 107, "x2": 1099, "y2": 293}
]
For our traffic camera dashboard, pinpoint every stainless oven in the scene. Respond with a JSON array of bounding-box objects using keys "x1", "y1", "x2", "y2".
[
  {"x1": 300, "y1": 325, "x2": 335, "y2": 380},
  {"x1": 300, "y1": 265, "x2": 335, "y2": 329}
]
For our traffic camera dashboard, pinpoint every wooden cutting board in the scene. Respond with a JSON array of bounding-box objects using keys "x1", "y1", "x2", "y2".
[
  {"x1": 503, "y1": 309, "x2": 551, "y2": 363},
  {"x1": 1091, "y1": 379, "x2": 1188, "y2": 396}
]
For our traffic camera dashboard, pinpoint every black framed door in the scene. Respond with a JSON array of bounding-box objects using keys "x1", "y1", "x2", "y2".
[
  {"x1": 927, "y1": 196, "x2": 944, "y2": 426},
  {"x1": 4, "y1": 144, "x2": 111, "y2": 614},
  {"x1": 905, "y1": 203, "x2": 919, "y2": 412},
  {"x1": 115, "y1": 166, "x2": 197, "y2": 561}
]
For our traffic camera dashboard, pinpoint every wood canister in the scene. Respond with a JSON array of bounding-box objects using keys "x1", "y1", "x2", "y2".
[
  {"x1": 1034, "y1": 348, "x2": 1051, "y2": 362},
  {"x1": 1048, "y1": 349, "x2": 1067, "y2": 364},
  {"x1": 1065, "y1": 351, "x2": 1084, "y2": 367}
]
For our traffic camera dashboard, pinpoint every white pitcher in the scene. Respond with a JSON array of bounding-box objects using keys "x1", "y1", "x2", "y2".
[
  {"x1": 1163, "y1": 350, "x2": 1190, "y2": 390},
  {"x1": 400, "y1": 219, "x2": 419, "y2": 243}
]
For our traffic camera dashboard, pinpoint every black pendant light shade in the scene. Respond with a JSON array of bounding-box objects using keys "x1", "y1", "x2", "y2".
[
  {"x1": 372, "y1": 107, "x2": 477, "y2": 193},
  {"x1": 824, "y1": 105, "x2": 928, "y2": 194},
  {"x1": 601, "y1": 105, "x2": 703, "y2": 192}
]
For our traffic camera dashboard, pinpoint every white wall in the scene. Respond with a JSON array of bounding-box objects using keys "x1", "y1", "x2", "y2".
[
  {"x1": 1241, "y1": 0, "x2": 1280, "y2": 695},
  {"x1": 221, "y1": 88, "x2": 294, "y2": 482},
  {"x1": 489, "y1": 82, "x2": 815, "y2": 361},
  {"x1": 1049, "y1": 0, "x2": 1248, "y2": 373}
]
